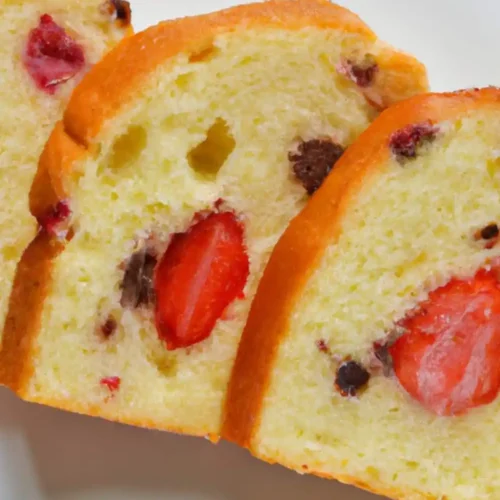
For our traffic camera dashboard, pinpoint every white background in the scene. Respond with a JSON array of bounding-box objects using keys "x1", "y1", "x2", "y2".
[{"x1": 2, "y1": 1, "x2": 499, "y2": 499}]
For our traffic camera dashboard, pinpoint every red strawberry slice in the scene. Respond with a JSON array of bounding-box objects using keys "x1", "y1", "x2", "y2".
[
  {"x1": 24, "y1": 14, "x2": 85, "y2": 94},
  {"x1": 389, "y1": 267, "x2": 500, "y2": 416},
  {"x1": 155, "y1": 211, "x2": 249, "y2": 350}
]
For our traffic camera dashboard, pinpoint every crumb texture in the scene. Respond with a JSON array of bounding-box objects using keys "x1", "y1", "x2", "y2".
[
  {"x1": 26, "y1": 23, "x2": 416, "y2": 435},
  {"x1": 0, "y1": 0, "x2": 127, "y2": 334},
  {"x1": 256, "y1": 111, "x2": 500, "y2": 499}
]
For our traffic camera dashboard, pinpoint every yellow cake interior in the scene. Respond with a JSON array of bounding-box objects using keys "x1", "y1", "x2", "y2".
[
  {"x1": 0, "y1": 0, "x2": 127, "y2": 333},
  {"x1": 24, "y1": 27, "x2": 399, "y2": 435},
  {"x1": 256, "y1": 111, "x2": 500, "y2": 499}
]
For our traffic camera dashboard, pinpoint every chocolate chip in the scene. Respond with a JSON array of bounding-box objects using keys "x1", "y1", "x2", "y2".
[
  {"x1": 389, "y1": 122, "x2": 438, "y2": 163},
  {"x1": 101, "y1": 316, "x2": 117, "y2": 338},
  {"x1": 335, "y1": 360, "x2": 370, "y2": 397},
  {"x1": 109, "y1": 0, "x2": 132, "y2": 25},
  {"x1": 120, "y1": 247, "x2": 157, "y2": 309},
  {"x1": 289, "y1": 139, "x2": 345, "y2": 195},
  {"x1": 373, "y1": 342, "x2": 393, "y2": 376},
  {"x1": 480, "y1": 224, "x2": 499, "y2": 240},
  {"x1": 138, "y1": 253, "x2": 158, "y2": 306}
]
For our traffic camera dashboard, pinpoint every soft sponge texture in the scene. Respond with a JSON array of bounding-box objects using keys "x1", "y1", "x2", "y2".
[
  {"x1": 2, "y1": 0, "x2": 427, "y2": 438},
  {"x1": 0, "y1": 0, "x2": 129, "y2": 335},
  {"x1": 225, "y1": 89, "x2": 500, "y2": 500}
]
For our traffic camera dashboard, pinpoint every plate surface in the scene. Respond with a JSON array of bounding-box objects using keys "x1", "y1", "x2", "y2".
[{"x1": 2, "y1": 1, "x2": 500, "y2": 499}]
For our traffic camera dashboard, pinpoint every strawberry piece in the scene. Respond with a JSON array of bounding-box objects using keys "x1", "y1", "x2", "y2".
[
  {"x1": 389, "y1": 268, "x2": 500, "y2": 416},
  {"x1": 101, "y1": 376, "x2": 121, "y2": 392},
  {"x1": 24, "y1": 15, "x2": 85, "y2": 94},
  {"x1": 155, "y1": 211, "x2": 249, "y2": 350}
]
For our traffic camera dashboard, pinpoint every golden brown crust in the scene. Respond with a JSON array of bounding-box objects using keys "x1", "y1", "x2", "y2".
[
  {"x1": 60, "y1": 0, "x2": 426, "y2": 150},
  {"x1": 1, "y1": 125, "x2": 88, "y2": 392},
  {"x1": 20, "y1": 392, "x2": 217, "y2": 440},
  {"x1": 30, "y1": 122, "x2": 86, "y2": 218},
  {"x1": 372, "y1": 47, "x2": 429, "y2": 108},
  {"x1": 222, "y1": 88, "x2": 500, "y2": 464},
  {"x1": 0, "y1": 232, "x2": 64, "y2": 393},
  {"x1": 256, "y1": 452, "x2": 439, "y2": 500}
]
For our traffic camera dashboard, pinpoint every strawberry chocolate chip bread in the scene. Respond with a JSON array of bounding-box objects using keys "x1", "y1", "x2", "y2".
[
  {"x1": 0, "y1": 0, "x2": 132, "y2": 342},
  {"x1": 0, "y1": 0, "x2": 427, "y2": 438},
  {"x1": 223, "y1": 87, "x2": 500, "y2": 499}
]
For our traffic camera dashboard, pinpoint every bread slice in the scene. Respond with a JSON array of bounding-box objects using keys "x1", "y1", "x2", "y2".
[
  {"x1": 0, "y1": 0, "x2": 427, "y2": 439},
  {"x1": 0, "y1": 0, "x2": 132, "y2": 341},
  {"x1": 223, "y1": 87, "x2": 500, "y2": 499}
]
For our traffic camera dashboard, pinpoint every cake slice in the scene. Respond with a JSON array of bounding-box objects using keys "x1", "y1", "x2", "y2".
[
  {"x1": 0, "y1": 0, "x2": 427, "y2": 439},
  {"x1": 0, "y1": 0, "x2": 132, "y2": 341},
  {"x1": 223, "y1": 87, "x2": 500, "y2": 499}
]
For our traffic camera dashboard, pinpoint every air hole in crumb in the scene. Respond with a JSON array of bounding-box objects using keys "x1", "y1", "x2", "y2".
[
  {"x1": 174, "y1": 72, "x2": 195, "y2": 91},
  {"x1": 486, "y1": 158, "x2": 500, "y2": 179},
  {"x1": 149, "y1": 352, "x2": 178, "y2": 378},
  {"x1": 109, "y1": 125, "x2": 147, "y2": 170},
  {"x1": 188, "y1": 118, "x2": 235, "y2": 179},
  {"x1": 189, "y1": 44, "x2": 218, "y2": 63}
]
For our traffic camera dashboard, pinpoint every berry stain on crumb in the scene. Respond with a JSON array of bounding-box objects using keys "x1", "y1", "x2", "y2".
[
  {"x1": 24, "y1": 15, "x2": 85, "y2": 94},
  {"x1": 289, "y1": 139, "x2": 345, "y2": 195},
  {"x1": 389, "y1": 122, "x2": 438, "y2": 162},
  {"x1": 337, "y1": 57, "x2": 378, "y2": 88},
  {"x1": 101, "y1": 376, "x2": 121, "y2": 392},
  {"x1": 335, "y1": 360, "x2": 370, "y2": 397},
  {"x1": 37, "y1": 200, "x2": 71, "y2": 237},
  {"x1": 316, "y1": 339, "x2": 330, "y2": 354}
]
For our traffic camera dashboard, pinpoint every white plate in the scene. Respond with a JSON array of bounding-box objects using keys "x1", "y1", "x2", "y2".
[{"x1": 2, "y1": 1, "x2": 500, "y2": 499}]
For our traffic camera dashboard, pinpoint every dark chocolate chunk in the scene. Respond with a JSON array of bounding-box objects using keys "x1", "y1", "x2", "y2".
[
  {"x1": 289, "y1": 139, "x2": 345, "y2": 195},
  {"x1": 374, "y1": 342, "x2": 394, "y2": 377},
  {"x1": 101, "y1": 316, "x2": 117, "y2": 339},
  {"x1": 110, "y1": 0, "x2": 132, "y2": 25},
  {"x1": 480, "y1": 223, "x2": 499, "y2": 240},
  {"x1": 335, "y1": 360, "x2": 370, "y2": 397},
  {"x1": 138, "y1": 252, "x2": 158, "y2": 306},
  {"x1": 389, "y1": 122, "x2": 438, "y2": 163},
  {"x1": 120, "y1": 247, "x2": 157, "y2": 309}
]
